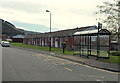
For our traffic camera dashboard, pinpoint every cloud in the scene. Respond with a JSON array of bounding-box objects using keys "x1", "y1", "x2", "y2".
[
  {"x1": 0, "y1": 0, "x2": 111, "y2": 32},
  {"x1": 13, "y1": 21, "x2": 58, "y2": 33}
]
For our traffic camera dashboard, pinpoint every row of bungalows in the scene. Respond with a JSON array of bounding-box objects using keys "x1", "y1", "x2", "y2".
[{"x1": 23, "y1": 25, "x2": 110, "y2": 50}]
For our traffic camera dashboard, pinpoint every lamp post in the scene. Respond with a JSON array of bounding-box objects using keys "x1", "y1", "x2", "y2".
[
  {"x1": 46, "y1": 10, "x2": 51, "y2": 51},
  {"x1": 117, "y1": 1, "x2": 120, "y2": 50}
]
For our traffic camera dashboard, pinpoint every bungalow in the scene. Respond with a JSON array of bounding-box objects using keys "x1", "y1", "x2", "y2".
[
  {"x1": 12, "y1": 34, "x2": 24, "y2": 42},
  {"x1": 23, "y1": 26, "x2": 99, "y2": 50}
]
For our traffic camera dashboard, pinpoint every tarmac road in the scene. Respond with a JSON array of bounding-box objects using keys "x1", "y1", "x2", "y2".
[
  {"x1": 2, "y1": 46, "x2": 119, "y2": 81},
  {"x1": 0, "y1": 45, "x2": 2, "y2": 82}
]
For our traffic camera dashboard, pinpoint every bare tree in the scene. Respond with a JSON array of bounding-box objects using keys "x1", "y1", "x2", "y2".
[{"x1": 97, "y1": 0, "x2": 120, "y2": 50}]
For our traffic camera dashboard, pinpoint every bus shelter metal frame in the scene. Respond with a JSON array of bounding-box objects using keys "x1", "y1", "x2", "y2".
[{"x1": 73, "y1": 29, "x2": 111, "y2": 60}]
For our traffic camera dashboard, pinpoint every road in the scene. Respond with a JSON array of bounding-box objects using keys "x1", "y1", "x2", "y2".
[
  {"x1": 0, "y1": 45, "x2": 2, "y2": 82},
  {"x1": 2, "y1": 46, "x2": 119, "y2": 81}
]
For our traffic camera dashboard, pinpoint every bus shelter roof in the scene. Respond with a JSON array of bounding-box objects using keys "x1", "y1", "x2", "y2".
[{"x1": 73, "y1": 29, "x2": 110, "y2": 36}]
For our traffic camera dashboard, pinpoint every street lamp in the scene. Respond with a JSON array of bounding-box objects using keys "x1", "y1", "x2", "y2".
[{"x1": 46, "y1": 10, "x2": 51, "y2": 51}]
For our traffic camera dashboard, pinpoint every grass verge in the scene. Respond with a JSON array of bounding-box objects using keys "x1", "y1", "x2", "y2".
[{"x1": 99, "y1": 51, "x2": 120, "y2": 64}]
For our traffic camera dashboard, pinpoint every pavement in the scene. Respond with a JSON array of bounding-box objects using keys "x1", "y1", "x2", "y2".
[{"x1": 11, "y1": 46, "x2": 120, "y2": 72}]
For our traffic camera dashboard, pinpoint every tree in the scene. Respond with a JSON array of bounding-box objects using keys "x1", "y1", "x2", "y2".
[{"x1": 96, "y1": 0, "x2": 120, "y2": 50}]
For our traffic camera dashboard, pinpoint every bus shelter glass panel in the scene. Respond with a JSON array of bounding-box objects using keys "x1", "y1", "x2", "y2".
[
  {"x1": 73, "y1": 36, "x2": 80, "y2": 55},
  {"x1": 91, "y1": 36, "x2": 97, "y2": 56},
  {"x1": 99, "y1": 35, "x2": 110, "y2": 57},
  {"x1": 80, "y1": 36, "x2": 88, "y2": 56}
]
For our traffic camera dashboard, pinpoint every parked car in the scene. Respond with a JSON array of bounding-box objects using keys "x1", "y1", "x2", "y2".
[
  {"x1": 1, "y1": 41, "x2": 4, "y2": 44},
  {"x1": 1, "y1": 41, "x2": 10, "y2": 47}
]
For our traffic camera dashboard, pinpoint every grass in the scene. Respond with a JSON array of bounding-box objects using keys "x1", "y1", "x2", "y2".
[
  {"x1": 10, "y1": 42, "x2": 120, "y2": 64},
  {"x1": 11, "y1": 42, "x2": 49, "y2": 51},
  {"x1": 91, "y1": 51, "x2": 109, "y2": 57},
  {"x1": 10, "y1": 42, "x2": 63, "y2": 52},
  {"x1": 55, "y1": 49, "x2": 74, "y2": 55},
  {"x1": 10, "y1": 42, "x2": 73, "y2": 54},
  {"x1": 100, "y1": 55, "x2": 120, "y2": 64},
  {"x1": 73, "y1": 50, "x2": 109, "y2": 57},
  {"x1": 99, "y1": 51, "x2": 120, "y2": 64},
  {"x1": 110, "y1": 51, "x2": 120, "y2": 56}
]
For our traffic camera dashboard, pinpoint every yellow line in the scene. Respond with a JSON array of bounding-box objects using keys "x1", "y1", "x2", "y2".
[
  {"x1": 52, "y1": 62, "x2": 58, "y2": 66},
  {"x1": 92, "y1": 67, "x2": 120, "y2": 74},
  {"x1": 32, "y1": 54, "x2": 35, "y2": 56},
  {"x1": 64, "y1": 67, "x2": 73, "y2": 71},
  {"x1": 32, "y1": 54, "x2": 119, "y2": 74},
  {"x1": 77, "y1": 63, "x2": 119, "y2": 74},
  {"x1": 57, "y1": 62, "x2": 65, "y2": 65},
  {"x1": 69, "y1": 63, "x2": 117, "y2": 74}
]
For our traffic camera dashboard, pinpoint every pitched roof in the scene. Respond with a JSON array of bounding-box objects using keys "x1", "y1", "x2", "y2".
[
  {"x1": 12, "y1": 34, "x2": 25, "y2": 38},
  {"x1": 25, "y1": 25, "x2": 97, "y2": 38},
  {"x1": 74, "y1": 29, "x2": 110, "y2": 36}
]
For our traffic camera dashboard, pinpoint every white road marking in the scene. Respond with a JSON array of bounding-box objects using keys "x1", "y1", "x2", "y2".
[
  {"x1": 50, "y1": 53, "x2": 55, "y2": 54},
  {"x1": 64, "y1": 67, "x2": 73, "y2": 71},
  {"x1": 96, "y1": 79, "x2": 101, "y2": 81},
  {"x1": 96, "y1": 79, "x2": 105, "y2": 83}
]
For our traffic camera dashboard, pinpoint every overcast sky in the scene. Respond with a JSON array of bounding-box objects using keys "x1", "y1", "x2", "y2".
[{"x1": 0, "y1": 0, "x2": 111, "y2": 33}]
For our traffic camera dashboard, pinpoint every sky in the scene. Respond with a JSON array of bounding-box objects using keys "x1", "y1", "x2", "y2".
[{"x1": 0, "y1": 0, "x2": 111, "y2": 33}]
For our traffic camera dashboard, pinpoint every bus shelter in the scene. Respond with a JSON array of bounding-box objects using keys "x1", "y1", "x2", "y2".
[{"x1": 73, "y1": 29, "x2": 111, "y2": 59}]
